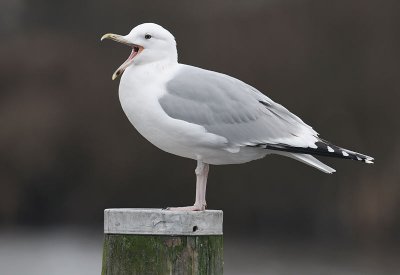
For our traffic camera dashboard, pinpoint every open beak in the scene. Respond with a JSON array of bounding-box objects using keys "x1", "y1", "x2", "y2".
[{"x1": 101, "y1": 33, "x2": 144, "y2": 80}]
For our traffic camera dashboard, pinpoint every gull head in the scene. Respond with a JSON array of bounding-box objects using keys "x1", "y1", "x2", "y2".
[{"x1": 101, "y1": 23, "x2": 177, "y2": 80}]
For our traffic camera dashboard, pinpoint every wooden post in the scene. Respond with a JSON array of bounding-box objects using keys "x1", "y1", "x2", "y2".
[{"x1": 102, "y1": 208, "x2": 223, "y2": 275}]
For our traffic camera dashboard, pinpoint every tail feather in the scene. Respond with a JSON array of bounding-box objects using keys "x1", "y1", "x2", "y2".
[{"x1": 278, "y1": 152, "x2": 336, "y2": 174}]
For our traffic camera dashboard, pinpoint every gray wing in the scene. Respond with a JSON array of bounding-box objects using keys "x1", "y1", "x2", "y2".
[{"x1": 159, "y1": 64, "x2": 319, "y2": 148}]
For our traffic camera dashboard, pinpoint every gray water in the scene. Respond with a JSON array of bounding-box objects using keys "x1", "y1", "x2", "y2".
[{"x1": 0, "y1": 230, "x2": 398, "y2": 275}]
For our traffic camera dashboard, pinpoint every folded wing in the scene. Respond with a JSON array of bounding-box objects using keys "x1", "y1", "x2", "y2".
[{"x1": 159, "y1": 64, "x2": 319, "y2": 149}]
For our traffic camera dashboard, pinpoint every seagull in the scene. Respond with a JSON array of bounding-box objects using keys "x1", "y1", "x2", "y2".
[{"x1": 101, "y1": 23, "x2": 374, "y2": 211}]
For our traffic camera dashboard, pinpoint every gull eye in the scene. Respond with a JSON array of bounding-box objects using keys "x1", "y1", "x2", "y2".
[{"x1": 145, "y1": 34, "x2": 152, "y2": 39}]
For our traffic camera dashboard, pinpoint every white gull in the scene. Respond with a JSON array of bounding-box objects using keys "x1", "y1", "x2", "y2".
[{"x1": 101, "y1": 23, "x2": 374, "y2": 211}]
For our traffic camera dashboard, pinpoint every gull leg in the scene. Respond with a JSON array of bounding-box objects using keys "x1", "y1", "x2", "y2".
[
  {"x1": 167, "y1": 160, "x2": 209, "y2": 211},
  {"x1": 194, "y1": 161, "x2": 209, "y2": 209}
]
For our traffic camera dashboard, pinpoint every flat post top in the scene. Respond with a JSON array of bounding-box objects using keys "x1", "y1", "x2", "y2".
[{"x1": 104, "y1": 208, "x2": 223, "y2": 236}]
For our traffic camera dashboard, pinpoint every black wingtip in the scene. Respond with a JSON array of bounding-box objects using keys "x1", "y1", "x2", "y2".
[
  {"x1": 315, "y1": 139, "x2": 374, "y2": 163},
  {"x1": 250, "y1": 139, "x2": 374, "y2": 163}
]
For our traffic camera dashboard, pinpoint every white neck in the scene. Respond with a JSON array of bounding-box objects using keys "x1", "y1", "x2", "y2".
[
  {"x1": 120, "y1": 59, "x2": 180, "y2": 97},
  {"x1": 128, "y1": 58, "x2": 178, "y2": 76}
]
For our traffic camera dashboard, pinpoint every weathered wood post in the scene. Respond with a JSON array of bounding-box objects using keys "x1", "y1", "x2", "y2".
[{"x1": 102, "y1": 208, "x2": 223, "y2": 274}]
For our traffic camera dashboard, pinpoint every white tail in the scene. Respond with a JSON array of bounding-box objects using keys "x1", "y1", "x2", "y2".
[{"x1": 277, "y1": 152, "x2": 336, "y2": 174}]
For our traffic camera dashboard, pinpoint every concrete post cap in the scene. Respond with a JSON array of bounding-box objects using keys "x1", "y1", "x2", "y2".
[{"x1": 104, "y1": 208, "x2": 223, "y2": 236}]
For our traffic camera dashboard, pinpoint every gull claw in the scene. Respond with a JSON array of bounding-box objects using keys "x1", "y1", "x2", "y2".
[{"x1": 165, "y1": 204, "x2": 206, "y2": 211}]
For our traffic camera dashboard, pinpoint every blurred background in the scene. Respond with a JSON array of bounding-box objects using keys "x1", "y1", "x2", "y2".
[{"x1": 1, "y1": 0, "x2": 399, "y2": 274}]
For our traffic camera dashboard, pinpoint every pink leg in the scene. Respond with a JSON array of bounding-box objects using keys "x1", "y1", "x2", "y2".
[{"x1": 167, "y1": 161, "x2": 209, "y2": 211}]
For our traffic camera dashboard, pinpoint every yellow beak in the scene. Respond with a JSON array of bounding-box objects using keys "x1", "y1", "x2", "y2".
[{"x1": 101, "y1": 33, "x2": 143, "y2": 80}]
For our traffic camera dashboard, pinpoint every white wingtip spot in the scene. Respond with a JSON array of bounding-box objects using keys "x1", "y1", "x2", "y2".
[
  {"x1": 365, "y1": 159, "x2": 374, "y2": 164},
  {"x1": 225, "y1": 147, "x2": 240, "y2": 153},
  {"x1": 327, "y1": 146, "x2": 334, "y2": 153},
  {"x1": 342, "y1": 151, "x2": 349, "y2": 157}
]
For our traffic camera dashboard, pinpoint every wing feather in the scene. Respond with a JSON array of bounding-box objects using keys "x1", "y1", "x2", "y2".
[{"x1": 159, "y1": 65, "x2": 319, "y2": 148}]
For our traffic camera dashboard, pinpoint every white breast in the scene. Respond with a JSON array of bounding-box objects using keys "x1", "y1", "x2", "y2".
[
  {"x1": 118, "y1": 63, "x2": 227, "y2": 161},
  {"x1": 118, "y1": 62, "x2": 267, "y2": 165}
]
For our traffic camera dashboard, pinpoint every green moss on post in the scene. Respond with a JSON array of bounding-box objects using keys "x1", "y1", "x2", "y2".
[
  {"x1": 102, "y1": 235, "x2": 223, "y2": 274},
  {"x1": 101, "y1": 209, "x2": 223, "y2": 275}
]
